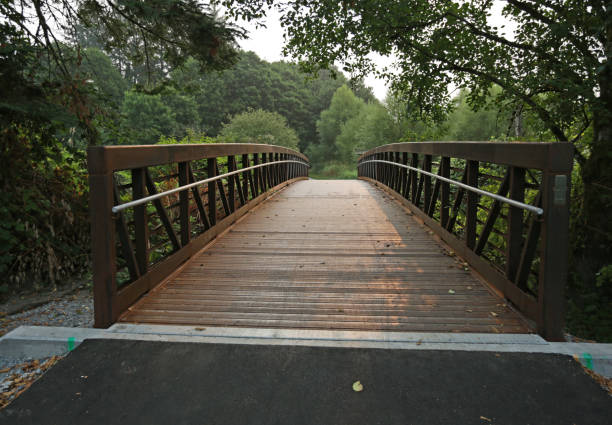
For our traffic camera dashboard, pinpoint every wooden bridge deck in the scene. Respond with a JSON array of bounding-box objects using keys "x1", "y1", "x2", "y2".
[{"x1": 120, "y1": 180, "x2": 531, "y2": 333}]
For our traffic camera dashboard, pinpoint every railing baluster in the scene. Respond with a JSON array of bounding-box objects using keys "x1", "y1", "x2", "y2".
[
  {"x1": 215, "y1": 161, "x2": 231, "y2": 217},
  {"x1": 178, "y1": 162, "x2": 191, "y2": 246},
  {"x1": 393, "y1": 152, "x2": 401, "y2": 192},
  {"x1": 465, "y1": 160, "x2": 479, "y2": 250},
  {"x1": 440, "y1": 156, "x2": 451, "y2": 228},
  {"x1": 112, "y1": 181, "x2": 140, "y2": 282},
  {"x1": 446, "y1": 164, "x2": 469, "y2": 233},
  {"x1": 207, "y1": 158, "x2": 217, "y2": 226},
  {"x1": 401, "y1": 152, "x2": 408, "y2": 198},
  {"x1": 410, "y1": 154, "x2": 419, "y2": 203},
  {"x1": 426, "y1": 164, "x2": 443, "y2": 217},
  {"x1": 247, "y1": 155, "x2": 256, "y2": 196},
  {"x1": 242, "y1": 154, "x2": 250, "y2": 200},
  {"x1": 132, "y1": 167, "x2": 148, "y2": 276},
  {"x1": 423, "y1": 155, "x2": 432, "y2": 209},
  {"x1": 145, "y1": 169, "x2": 182, "y2": 249},
  {"x1": 506, "y1": 166, "x2": 526, "y2": 281},
  {"x1": 187, "y1": 164, "x2": 211, "y2": 231},
  {"x1": 227, "y1": 155, "x2": 236, "y2": 213},
  {"x1": 516, "y1": 192, "x2": 542, "y2": 291},
  {"x1": 261, "y1": 153, "x2": 268, "y2": 191},
  {"x1": 253, "y1": 153, "x2": 261, "y2": 196},
  {"x1": 475, "y1": 170, "x2": 510, "y2": 255}
]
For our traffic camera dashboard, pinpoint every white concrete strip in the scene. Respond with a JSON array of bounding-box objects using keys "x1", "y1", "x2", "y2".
[{"x1": 1, "y1": 325, "x2": 611, "y2": 377}]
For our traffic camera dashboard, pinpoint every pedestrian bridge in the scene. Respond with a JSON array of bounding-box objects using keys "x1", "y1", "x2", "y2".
[{"x1": 88, "y1": 141, "x2": 573, "y2": 340}]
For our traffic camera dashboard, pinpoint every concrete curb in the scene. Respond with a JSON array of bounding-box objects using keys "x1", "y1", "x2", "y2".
[{"x1": 2, "y1": 324, "x2": 611, "y2": 377}]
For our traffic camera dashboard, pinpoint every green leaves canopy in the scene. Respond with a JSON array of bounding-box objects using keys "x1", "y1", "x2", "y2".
[
  {"x1": 219, "y1": 109, "x2": 300, "y2": 150},
  {"x1": 220, "y1": 0, "x2": 605, "y2": 146}
]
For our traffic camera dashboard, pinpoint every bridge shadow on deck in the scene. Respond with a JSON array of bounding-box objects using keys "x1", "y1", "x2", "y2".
[{"x1": 120, "y1": 179, "x2": 531, "y2": 334}]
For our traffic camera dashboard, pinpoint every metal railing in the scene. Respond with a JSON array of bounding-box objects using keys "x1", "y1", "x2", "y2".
[
  {"x1": 88, "y1": 143, "x2": 309, "y2": 328},
  {"x1": 112, "y1": 159, "x2": 310, "y2": 213},
  {"x1": 359, "y1": 159, "x2": 544, "y2": 215},
  {"x1": 358, "y1": 141, "x2": 573, "y2": 341}
]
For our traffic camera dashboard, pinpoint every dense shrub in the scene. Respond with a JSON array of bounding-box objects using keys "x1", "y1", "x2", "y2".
[{"x1": 0, "y1": 127, "x2": 90, "y2": 295}]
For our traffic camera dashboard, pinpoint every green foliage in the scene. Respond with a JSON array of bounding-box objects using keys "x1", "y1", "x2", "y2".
[
  {"x1": 308, "y1": 85, "x2": 365, "y2": 166},
  {"x1": 308, "y1": 162, "x2": 357, "y2": 180},
  {"x1": 119, "y1": 90, "x2": 176, "y2": 144},
  {"x1": 168, "y1": 52, "x2": 374, "y2": 151},
  {"x1": 219, "y1": 109, "x2": 300, "y2": 150},
  {"x1": 0, "y1": 126, "x2": 89, "y2": 293}
]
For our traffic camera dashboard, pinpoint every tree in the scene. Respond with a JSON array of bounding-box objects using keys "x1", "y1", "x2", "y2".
[
  {"x1": 336, "y1": 103, "x2": 398, "y2": 161},
  {"x1": 120, "y1": 91, "x2": 176, "y2": 144},
  {"x1": 219, "y1": 109, "x2": 300, "y2": 150},
  {"x1": 1, "y1": 0, "x2": 245, "y2": 145},
  {"x1": 314, "y1": 85, "x2": 365, "y2": 161}
]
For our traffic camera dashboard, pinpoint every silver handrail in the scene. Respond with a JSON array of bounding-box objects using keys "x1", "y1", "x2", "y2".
[
  {"x1": 112, "y1": 159, "x2": 310, "y2": 213},
  {"x1": 358, "y1": 159, "x2": 543, "y2": 216}
]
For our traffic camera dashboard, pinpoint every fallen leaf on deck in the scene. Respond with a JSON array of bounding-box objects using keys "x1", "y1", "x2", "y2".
[
  {"x1": 352, "y1": 381, "x2": 363, "y2": 392},
  {"x1": 448, "y1": 289, "x2": 455, "y2": 294},
  {"x1": 480, "y1": 416, "x2": 492, "y2": 422},
  {"x1": 490, "y1": 312, "x2": 498, "y2": 317}
]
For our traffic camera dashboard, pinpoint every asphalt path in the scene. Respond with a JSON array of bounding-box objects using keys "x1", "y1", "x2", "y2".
[{"x1": 1, "y1": 339, "x2": 610, "y2": 424}]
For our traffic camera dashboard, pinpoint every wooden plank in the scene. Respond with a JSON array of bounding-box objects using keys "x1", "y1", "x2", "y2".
[
  {"x1": 361, "y1": 177, "x2": 538, "y2": 322},
  {"x1": 122, "y1": 179, "x2": 531, "y2": 334},
  {"x1": 116, "y1": 177, "x2": 307, "y2": 315}
]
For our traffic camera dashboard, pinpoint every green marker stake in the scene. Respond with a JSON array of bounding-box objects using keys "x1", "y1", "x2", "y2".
[
  {"x1": 582, "y1": 352, "x2": 593, "y2": 370},
  {"x1": 67, "y1": 337, "x2": 76, "y2": 352}
]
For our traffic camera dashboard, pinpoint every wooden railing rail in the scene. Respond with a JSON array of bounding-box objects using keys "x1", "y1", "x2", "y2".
[
  {"x1": 88, "y1": 143, "x2": 309, "y2": 328},
  {"x1": 357, "y1": 142, "x2": 573, "y2": 340}
]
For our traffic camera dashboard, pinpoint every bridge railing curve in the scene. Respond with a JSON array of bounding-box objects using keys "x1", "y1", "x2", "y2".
[
  {"x1": 358, "y1": 142, "x2": 573, "y2": 340},
  {"x1": 88, "y1": 143, "x2": 309, "y2": 328}
]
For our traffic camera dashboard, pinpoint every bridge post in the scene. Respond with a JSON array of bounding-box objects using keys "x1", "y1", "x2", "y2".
[
  {"x1": 88, "y1": 147, "x2": 118, "y2": 328},
  {"x1": 538, "y1": 144, "x2": 573, "y2": 340}
]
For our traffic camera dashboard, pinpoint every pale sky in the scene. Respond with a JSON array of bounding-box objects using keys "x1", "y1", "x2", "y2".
[{"x1": 236, "y1": 2, "x2": 515, "y2": 102}]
